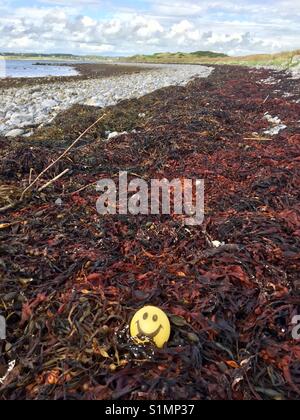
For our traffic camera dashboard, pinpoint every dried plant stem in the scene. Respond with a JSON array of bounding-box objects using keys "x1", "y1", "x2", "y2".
[
  {"x1": 29, "y1": 168, "x2": 34, "y2": 185},
  {"x1": 20, "y1": 113, "x2": 106, "y2": 201},
  {"x1": 38, "y1": 168, "x2": 70, "y2": 192},
  {"x1": 0, "y1": 203, "x2": 17, "y2": 213},
  {"x1": 244, "y1": 137, "x2": 272, "y2": 141},
  {"x1": 263, "y1": 95, "x2": 270, "y2": 104},
  {"x1": 70, "y1": 181, "x2": 98, "y2": 196}
]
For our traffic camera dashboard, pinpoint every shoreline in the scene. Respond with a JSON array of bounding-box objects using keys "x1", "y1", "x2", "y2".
[
  {"x1": 0, "y1": 62, "x2": 149, "y2": 90},
  {"x1": 0, "y1": 64, "x2": 213, "y2": 138}
]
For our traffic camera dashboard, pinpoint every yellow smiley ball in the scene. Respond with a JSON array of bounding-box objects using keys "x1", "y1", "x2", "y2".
[{"x1": 130, "y1": 306, "x2": 171, "y2": 349}]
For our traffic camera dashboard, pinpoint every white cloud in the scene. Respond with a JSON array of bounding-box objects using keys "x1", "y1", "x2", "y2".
[
  {"x1": 136, "y1": 19, "x2": 164, "y2": 38},
  {"x1": 0, "y1": 1, "x2": 299, "y2": 55},
  {"x1": 81, "y1": 16, "x2": 96, "y2": 27}
]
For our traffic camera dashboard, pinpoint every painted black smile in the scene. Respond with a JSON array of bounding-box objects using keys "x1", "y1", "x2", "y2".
[{"x1": 136, "y1": 320, "x2": 163, "y2": 339}]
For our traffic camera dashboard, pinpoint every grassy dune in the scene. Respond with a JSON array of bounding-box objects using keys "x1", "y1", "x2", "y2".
[
  {"x1": 2, "y1": 49, "x2": 300, "y2": 70},
  {"x1": 125, "y1": 49, "x2": 300, "y2": 69}
]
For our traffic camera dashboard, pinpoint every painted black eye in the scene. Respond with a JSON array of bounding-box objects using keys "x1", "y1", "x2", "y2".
[
  {"x1": 143, "y1": 312, "x2": 148, "y2": 320},
  {"x1": 152, "y1": 315, "x2": 158, "y2": 322}
]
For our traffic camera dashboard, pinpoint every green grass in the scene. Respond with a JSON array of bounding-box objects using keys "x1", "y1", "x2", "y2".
[
  {"x1": 124, "y1": 49, "x2": 300, "y2": 69},
  {"x1": 126, "y1": 51, "x2": 227, "y2": 64},
  {"x1": 2, "y1": 49, "x2": 300, "y2": 70}
]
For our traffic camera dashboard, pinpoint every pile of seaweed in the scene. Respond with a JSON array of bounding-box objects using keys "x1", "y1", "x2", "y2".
[{"x1": 0, "y1": 65, "x2": 299, "y2": 400}]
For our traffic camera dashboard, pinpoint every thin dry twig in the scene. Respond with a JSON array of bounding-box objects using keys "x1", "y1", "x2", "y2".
[
  {"x1": 244, "y1": 137, "x2": 272, "y2": 141},
  {"x1": 0, "y1": 113, "x2": 107, "y2": 213},
  {"x1": 38, "y1": 168, "x2": 70, "y2": 192},
  {"x1": 20, "y1": 113, "x2": 107, "y2": 200},
  {"x1": 69, "y1": 181, "x2": 98, "y2": 196},
  {"x1": 0, "y1": 203, "x2": 17, "y2": 213}
]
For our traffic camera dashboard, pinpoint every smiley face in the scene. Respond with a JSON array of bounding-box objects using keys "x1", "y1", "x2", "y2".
[{"x1": 130, "y1": 306, "x2": 171, "y2": 349}]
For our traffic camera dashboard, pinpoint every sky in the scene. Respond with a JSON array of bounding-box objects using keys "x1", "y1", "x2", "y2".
[{"x1": 0, "y1": 0, "x2": 299, "y2": 56}]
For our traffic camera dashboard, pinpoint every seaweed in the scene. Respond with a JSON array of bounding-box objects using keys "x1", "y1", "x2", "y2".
[{"x1": 0, "y1": 65, "x2": 299, "y2": 400}]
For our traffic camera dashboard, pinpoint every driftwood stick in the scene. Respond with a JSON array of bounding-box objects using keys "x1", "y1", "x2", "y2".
[
  {"x1": 38, "y1": 168, "x2": 70, "y2": 192},
  {"x1": 20, "y1": 113, "x2": 106, "y2": 200}
]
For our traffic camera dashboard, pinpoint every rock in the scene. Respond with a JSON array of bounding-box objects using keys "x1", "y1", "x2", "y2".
[
  {"x1": 22, "y1": 130, "x2": 34, "y2": 138},
  {"x1": 107, "y1": 131, "x2": 128, "y2": 140},
  {"x1": 40, "y1": 99, "x2": 58, "y2": 109},
  {"x1": 30, "y1": 87, "x2": 42, "y2": 94},
  {"x1": 84, "y1": 98, "x2": 102, "y2": 107},
  {"x1": 212, "y1": 240, "x2": 225, "y2": 248},
  {"x1": 264, "y1": 113, "x2": 282, "y2": 125},
  {"x1": 8, "y1": 113, "x2": 33, "y2": 127},
  {"x1": 55, "y1": 198, "x2": 63, "y2": 207},
  {"x1": 5, "y1": 129, "x2": 25, "y2": 137},
  {"x1": 107, "y1": 131, "x2": 120, "y2": 140},
  {"x1": 264, "y1": 124, "x2": 287, "y2": 136}
]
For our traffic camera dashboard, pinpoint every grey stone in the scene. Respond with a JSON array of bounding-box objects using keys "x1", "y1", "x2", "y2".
[
  {"x1": 5, "y1": 128, "x2": 25, "y2": 137},
  {"x1": 40, "y1": 99, "x2": 58, "y2": 109},
  {"x1": 107, "y1": 131, "x2": 128, "y2": 140},
  {"x1": 0, "y1": 64, "x2": 213, "y2": 137}
]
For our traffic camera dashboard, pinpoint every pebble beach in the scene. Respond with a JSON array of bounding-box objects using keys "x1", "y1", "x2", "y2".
[{"x1": 0, "y1": 63, "x2": 213, "y2": 137}]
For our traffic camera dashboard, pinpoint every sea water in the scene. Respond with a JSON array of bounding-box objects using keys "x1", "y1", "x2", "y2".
[{"x1": 0, "y1": 59, "x2": 79, "y2": 79}]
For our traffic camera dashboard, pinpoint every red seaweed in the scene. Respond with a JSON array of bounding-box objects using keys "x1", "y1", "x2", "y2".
[{"x1": 0, "y1": 65, "x2": 299, "y2": 400}]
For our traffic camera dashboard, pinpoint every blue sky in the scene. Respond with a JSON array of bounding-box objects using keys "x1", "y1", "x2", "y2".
[{"x1": 0, "y1": 0, "x2": 299, "y2": 56}]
